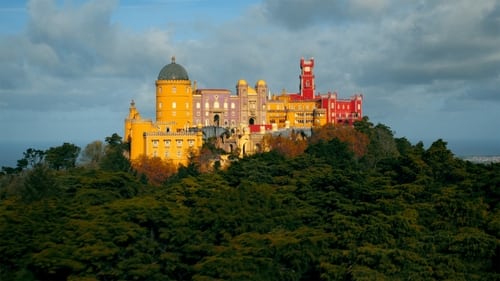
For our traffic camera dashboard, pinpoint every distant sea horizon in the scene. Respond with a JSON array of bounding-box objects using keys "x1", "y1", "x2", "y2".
[
  {"x1": 0, "y1": 138, "x2": 499, "y2": 168},
  {"x1": 0, "y1": 140, "x2": 90, "y2": 168}
]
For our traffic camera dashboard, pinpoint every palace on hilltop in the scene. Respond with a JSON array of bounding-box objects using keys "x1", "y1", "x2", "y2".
[{"x1": 124, "y1": 57, "x2": 363, "y2": 166}]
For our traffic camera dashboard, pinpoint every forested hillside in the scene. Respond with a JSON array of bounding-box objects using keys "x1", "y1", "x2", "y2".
[{"x1": 1, "y1": 118, "x2": 499, "y2": 280}]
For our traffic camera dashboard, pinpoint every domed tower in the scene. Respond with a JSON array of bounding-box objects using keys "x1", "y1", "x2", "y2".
[
  {"x1": 236, "y1": 79, "x2": 249, "y2": 125},
  {"x1": 156, "y1": 56, "x2": 193, "y2": 131}
]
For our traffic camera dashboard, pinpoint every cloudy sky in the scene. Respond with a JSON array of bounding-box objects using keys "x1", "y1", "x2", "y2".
[{"x1": 1, "y1": 0, "x2": 499, "y2": 164}]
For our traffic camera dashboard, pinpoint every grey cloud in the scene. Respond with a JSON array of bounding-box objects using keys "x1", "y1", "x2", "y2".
[
  {"x1": 458, "y1": 77, "x2": 500, "y2": 102},
  {"x1": 350, "y1": 1, "x2": 500, "y2": 88},
  {"x1": 260, "y1": 0, "x2": 389, "y2": 29},
  {"x1": 480, "y1": 2, "x2": 500, "y2": 36}
]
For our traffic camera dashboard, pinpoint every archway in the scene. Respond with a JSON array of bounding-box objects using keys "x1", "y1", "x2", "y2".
[
  {"x1": 214, "y1": 114, "x2": 220, "y2": 127},
  {"x1": 255, "y1": 143, "x2": 262, "y2": 153},
  {"x1": 248, "y1": 117, "x2": 255, "y2": 125}
]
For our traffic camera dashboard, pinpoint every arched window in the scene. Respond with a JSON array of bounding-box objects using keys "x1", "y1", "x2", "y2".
[{"x1": 214, "y1": 114, "x2": 220, "y2": 127}]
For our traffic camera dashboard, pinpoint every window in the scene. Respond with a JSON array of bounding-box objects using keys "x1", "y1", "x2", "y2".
[
  {"x1": 188, "y1": 139, "x2": 195, "y2": 147},
  {"x1": 231, "y1": 103, "x2": 235, "y2": 109},
  {"x1": 196, "y1": 102, "x2": 200, "y2": 109},
  {"x1": 164, "y1": 140, "x2": 171, "y2": 147},
  {"x1": 165, "y1": 151, "x2": 170, "y2": 157},
  {"x1": 172, "y1": 102, "x2": 176, "y2": 109},
  {"x1": 214, "y1": 101, "x2": 220, "y2": 109},
  {"x1": 152, "y1": 140, "x2": 159, "y2": 148},
  {"x1": 153, "y1": 150, "x2": 158, "y2": 157},
  {"x1": 186, "y1": 102, "x2": 189, "y2": 109},
  {"x1": 159, "y1": 102, "x2": 162, "y2": 109},
  {"x1": 205, "y1": 102, "x2": 209, "y2": 109},
  {"x1": 176, "y1": 150, "x2": 182, "y2": 158},
  {"x1": 176, "y1": 139, "x2": 183, "y2": 147},
  {"x1": 172, "y1": 87, "x2": 177, "y2": 93},
  {"x1": 224, "y1": 102, "x2": 228, "y2": 109}
]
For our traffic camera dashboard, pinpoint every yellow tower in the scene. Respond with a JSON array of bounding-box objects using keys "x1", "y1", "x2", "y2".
[
  {"x1": 125, "y1": 57, "x2": 203, "y2": 167},
  {"x1": 156, "y1": 56, "x2": 193, "y2": 131}
]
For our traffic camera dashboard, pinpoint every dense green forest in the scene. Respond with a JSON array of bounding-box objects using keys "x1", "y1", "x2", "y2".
[{"x1": 1, "y1": 118, "x2": 499, "y2": 280}]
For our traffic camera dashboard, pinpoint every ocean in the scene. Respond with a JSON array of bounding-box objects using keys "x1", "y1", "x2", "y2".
[{"x1": 0, "y1": 140, "x2": 89, "y2": 168}]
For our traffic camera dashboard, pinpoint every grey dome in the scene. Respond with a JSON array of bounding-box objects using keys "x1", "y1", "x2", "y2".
[{"x1": 157, "y1": 57, "x2": 189, "y2": 80}]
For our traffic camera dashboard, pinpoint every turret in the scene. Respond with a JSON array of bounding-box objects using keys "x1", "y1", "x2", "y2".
[{"x1": 299, "y1": 57, "x2": 315, "y2": 99}]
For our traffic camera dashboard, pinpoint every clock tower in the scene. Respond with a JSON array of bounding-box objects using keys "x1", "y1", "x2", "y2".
[{"x1": 299, "y1": 57, "x2": 315, "y2": 99}]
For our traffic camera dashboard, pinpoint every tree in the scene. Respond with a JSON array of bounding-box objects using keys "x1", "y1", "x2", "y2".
[
  {"x1": 2, "y1": 121, "x2": 500, "y2": 280},
  {"x1": 262, "y1": 130, "x2": 308, "y2": 158},
  {"x1": 423, "y1": 139, "x2": 465, "y2": 182},
  {"x1": 353, "y1": 116, "x2": 374, "y2": 135},
  {"x1": 23, "y1": 164, "x2": 57, "y2": 201},
  {"x1": 305, "y1": 138, "x2": 355, "y2": 168},
  {"x1": 22, "y1": 148, "x2": 45, "y2": 169},
  {"x1": 132, "y1": 155, "x2": 177, "y2": 186},
  {"x1": 45, "y1": 143, "x2": 81, "y2": 170},
  {"x1": 105, "y1": 133, "x2": 124, "y2": 148},
  {"x1": 310, "y1": 124, "x2": 369, "y2": 158},
  {"x1": 1, "y1": 166, "x2": 17, "y2": 175},
  {"x1": 193, "y1": 140, "x2": 225, "y2": 173},
  {"x1": 100, "y1": 133, "x2": 130, "y2": 172},
  {"x1": 1, "y1": 148, "x2": 45, "y2": 174},
  {"x1": 80, "y1": 140, "x2": 105, "y2": 167},
  {"x1": 360, "y1": 123, "x2": 399, "y2": 169}
]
